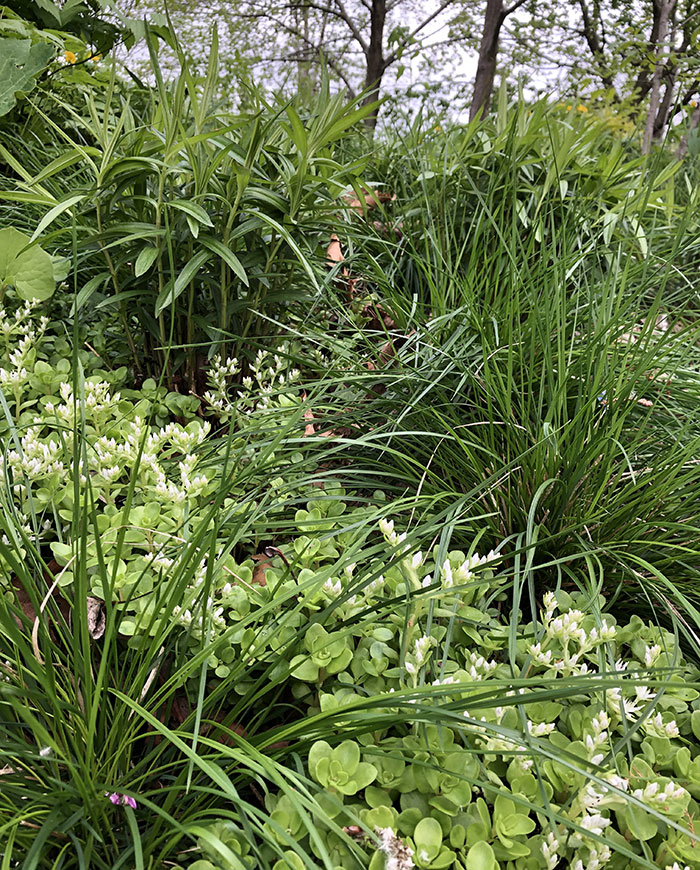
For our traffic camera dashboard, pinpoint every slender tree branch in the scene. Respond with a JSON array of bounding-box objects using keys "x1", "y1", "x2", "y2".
[
  {"x1": 576, "y1": 0, "x2": 619, "y2": 98},
  {"x1": 251, "y1": 11, "x2": 359, "y2": 94},
  {"x1": 504, "y1": 0, "x2": 529, "y2": 15},
  {"x1": 236, "y1": 0, "x2": 368, "y2": 46},
  {"x1": 332, "y1": 0, "x2": 370, "y2": 52},
  {"x1": 383, "y1": 0, "x2": 459, "y2": 68}
]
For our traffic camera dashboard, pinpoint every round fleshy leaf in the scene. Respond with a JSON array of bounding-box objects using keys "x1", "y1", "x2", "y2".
[
  {"x1": 334, "y1": 740, "x2": 360, "y2": 774},
  {"x1": 413, "y1": 817, "x2": 443, "y2": 862},
  {"x1": 466, "y1": 840, "x2": 497, "y2": 870}
]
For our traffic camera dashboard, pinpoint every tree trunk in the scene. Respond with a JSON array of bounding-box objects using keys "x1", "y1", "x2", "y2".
[
  {"x1": 677, "y1": 103, "x2": 700, "y2": 159},
  {"x1": 642, "y1": 0, "x2": 676, "y2": 153},
  {"x1": 653, "y1": 69, "x2": 676, "y2": 137},
  {"x1": 633, "y1": 0, "x2": 668, "y2": 105},
  {"x1": 294, "y1": 0, "x2": 314, "y2": 103},
  {"x1": 362, "y1": 0, "x2": 386, "y2": 129},
  {"x1": 470, "y1": 0, "x2": 505, "y2": 121},
  {"x1": 577, "y1": 0, "x2": 618, "y2": 97}
]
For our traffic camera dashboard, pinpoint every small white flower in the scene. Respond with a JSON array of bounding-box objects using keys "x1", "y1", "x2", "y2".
[
  {"x1": 376, "y1": 827, "x2": 414, "y2": 870},
  {"x1": 323, "y1": 578, "x2": 342, "y2": 597},
  {"x1": 379, "y1": 518, "x2": 397, "y2": 544},
  {"x1": 644, "y1": 644, "x2": 661, "y2": 667},
  {"x1": 527, "y1": 720, "x2": 555, "y2": 736}
]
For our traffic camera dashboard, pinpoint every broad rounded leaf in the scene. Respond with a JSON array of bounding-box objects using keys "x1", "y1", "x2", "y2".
[
  {"x1": 0, "y1": 226, "x2": 26, "y2": 274},
  {"x1": 289, "y1": 655, "x2": 318, "y2": 682},
  {"x1": 0, "y1": 38, "x2": 55, "y2": 116},
  {"x1": 347, "y1": 761, "x2": 377, "y2": 793},
  {"x1": 0, "y1": 227, "x2": 55, "y2": 300},
  {"x1": 432, "y1": 852, "x2": 457, "y2": 870},
  {"x1": 466, "y1": 840, "x2": 497, "y2": 870},
  {"x1": 501, "y1": 812, "x2": 535, "y2": 837},
  {"x1": 334, "y1": 740, "x2": 360, "y2": 774},
  {"x1": 413, "y1": 817, "x2": 443, "y2": 862},
  {"x1": 307, "y1": 740, "x2": 332, "y2": 781}
]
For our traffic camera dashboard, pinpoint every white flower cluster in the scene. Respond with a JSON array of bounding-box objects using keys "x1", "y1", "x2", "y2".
[
  {"x1": 320, "y1": 563, "x2": 386, "y2": 610},
  {"x1": 2, "y1": 427, "x2": 64, "y2": 479},
  {"x1": 631, "y1": 779, "x2": 686, "y2": 805},
  {"x1": 48, "y1": 380, "x2": 122, "y2": 425},
  {"x1": 579, "y1": 773, "x2": 628, "y2": 813},
  {"x1": 2, "y1": 384, "x2": 212, "y2": 511},
  {"x1": 171, "y1": 556, "x2": 229, "y2": 641},
  {"x1": 464, "y1": 650, "x2": 498, "y2": 681},
  {"x1": 584, "y1": 709, "x2": 611, "y2": 766},
  {"x1": 172, "y1": 597, "x2": 227, "y2": 640},
  {"x1": 440, "y1": 551, "x2": 498, "y2": 589},
  {"x1": 323, "y1": 577, "x2": 342, "y2": 597},
  {"x1": 203, "y1": 355, "x2": 240, "y2": 413},
  {"x1": 528, "y1": 592, "x2": 616, "y2": 676},
  {"x1": 604, "y1": 661, "x2": 679, "y2": 738},
  {"x1": 571, "y1": 843, "x2": 611, "y2": 870},
  {"x1": 541, "y1": 831, "x2": 559, "y2": 870},
  {"x1": 204, "y1": 346, "x2": 301, "y2": 419},
  {"x1": 378, "y1": 519, "x2": 499, "y2": 595},
  {"x1": 375, "y1": 827, "x2": 414, "y2": 870},
  {"x1": 405, "y1": 634, "x2": 434, "y2": 677},
  {"x1": 0, "y1": 300, "x2": 48, "y2": 396},
  {"x1": 528, "y1": 597, "x2": 682, "y2": 760}
]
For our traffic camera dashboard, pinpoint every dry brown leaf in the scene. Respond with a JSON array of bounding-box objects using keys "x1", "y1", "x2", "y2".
[
  {"x1": 361, "y1": 301, "x2": 397, "y2": 332},
  {"x1": 170, "y1": 692, "x2": 190, "y2": 726},
  {"x1": 202, "y1": 714, "x2": 247, "y2": 748},
  {"x1": 343, "y1": 189, "x2": 395, "y2": 214},
  {"x1": 378, "y1": 329, "x2": 415, "y2": 366},
  {"x1": 86, "y1": 597, "x2": 106, "y2": 640},
  {"x1": 303, "y1": 407, "x2": 316, "y2": 437},
  {"x1": 326, "y1": 233, "x2": 345, "y2": 264},
  {"x1": 251, "y1": 553, "x2": 273, "y2": 587}
]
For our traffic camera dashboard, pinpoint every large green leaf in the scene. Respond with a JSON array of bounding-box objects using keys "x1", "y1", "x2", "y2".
[
  {"x1": 0, "y1": 228, "x2": 56, "y2": 301},
  {"x1": 0, "y1": 38, "x2": 55, "y2": 116}
]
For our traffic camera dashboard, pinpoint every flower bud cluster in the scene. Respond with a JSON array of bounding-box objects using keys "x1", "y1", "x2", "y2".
[
  {"x1": 529, "y1": 594, "x2": 616, "y2": 677},
  {"x1": 541, "y1": 831, "x2": 560, "y2": 870},
  {"x1": 440, "y1": 551, "x2": 498, "y2": 589},
  {"x1": 631, "y1": 779, "x2": 686, "y2": 805},
  {"x1": 204, "y1": 346, "x2": 301, "y2": 420},
  {"x1": 404, "y1": 634, "x2": 434, "y2": 677},
  {"x1": 0, "y1": 301, "x2": 48, "y2": 398}
]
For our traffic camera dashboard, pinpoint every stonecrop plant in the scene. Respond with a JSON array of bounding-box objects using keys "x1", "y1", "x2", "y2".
[
  {"x1": 187, "y1": 519, "x2": 700, "y2": 870},
  {"x1": 0, "y1": 299, "x2": 321, "y2": 639}
]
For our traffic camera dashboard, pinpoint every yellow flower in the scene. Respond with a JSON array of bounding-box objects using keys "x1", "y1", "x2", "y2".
[
  {"x1": 64, "y1": 50, "x2": 77, "y2": 64},
  {"x1": 434, "y1": 125, "x2": 441, "y2": 132},
  {"x1": 566, "y1": 105, "x2": 572, "y2": 111},
  {"x1": 92, "y1": 53, "x2": 102, "y2": 62},
  {"x1": 691, "y1": 99, "x2": 698, "y2": 108},
  {"x1": 577, "y1": 104, "x2": 588, "y2": 112}
]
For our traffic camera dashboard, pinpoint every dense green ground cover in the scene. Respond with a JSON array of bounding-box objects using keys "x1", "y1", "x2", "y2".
[{"x1": 5, "y1": 12, "x2": 700, "y2": 870}]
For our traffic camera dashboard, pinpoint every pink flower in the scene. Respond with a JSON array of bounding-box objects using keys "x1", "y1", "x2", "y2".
[{"x1": 107, "y1": 792, "x2": 137, "y2": 809}]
